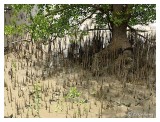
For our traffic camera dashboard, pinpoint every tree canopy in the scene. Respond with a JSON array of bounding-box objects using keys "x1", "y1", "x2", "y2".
[{"x1": 5, "y1": 4, "x2": 156, "y2": 42}]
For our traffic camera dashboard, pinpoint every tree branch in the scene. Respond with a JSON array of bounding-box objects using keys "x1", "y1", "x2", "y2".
[
  {"x1": 70, "y1": 10, "x2": 96, "y2": 28},
  {"x1": 45, "y1": 6, "x2": 72, "y2": 17},
  {"x1": 127, "y1": 25, "x2": 152, "y2": 42},
  {"x1": 89, "y1": 5, "x2": 113, "y2": 31},
  {"x1": 89, "y1": 4, "x2": 111, "y2": 14},
  {"x1": 86, "y1": 28, "x2": 110, "y2": 31}
]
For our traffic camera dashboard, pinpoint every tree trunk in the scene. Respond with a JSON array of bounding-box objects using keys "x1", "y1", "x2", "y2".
[
  {"x1": 108, "y1": 4, "x2": 131, "y2": 52},
  {"x1": 109, "y1": 23, "x2": 131, "y2": 52},
  {"x1": 91, "y1": 4, "x2": 133, "y2": 76}
]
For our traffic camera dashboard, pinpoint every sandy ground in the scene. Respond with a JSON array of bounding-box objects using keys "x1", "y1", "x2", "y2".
[{"x1": 4, "y1": 46, "x2": 156, "y2": 118}]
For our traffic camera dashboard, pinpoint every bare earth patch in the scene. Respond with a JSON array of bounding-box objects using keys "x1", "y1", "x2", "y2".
[{"x1": 4, "y1": 51, "x2": 156, "y2": 118}]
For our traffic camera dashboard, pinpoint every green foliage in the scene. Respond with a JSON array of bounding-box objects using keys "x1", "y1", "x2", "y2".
[
  {"x1": 11, "y1": 60, "x2": 17, "y2": 69},
  {"x1": 4, "y1": 25, "x2": 14, "y2": 35},
  {"x1": 33, "y1": 82, "x2": 41, "y2": 117},
  {"x1": 29, "y1": 14, "x2": 50, "y2": 40},
  {"x1": 112, "y1": 16, "x2": 126, "y2": 27},
  {"x1": 66, "y1": 87, "x2": 81, "y2": 99},
  {"x1": 5, "y1": 4, "x2": 156, "y2": 40},
  {"x1": 5, "y1": 24, "x2": 27, "y2": 36},
  {"x1": 129, "y1": 4, "x2": 156, "y2": 25}
]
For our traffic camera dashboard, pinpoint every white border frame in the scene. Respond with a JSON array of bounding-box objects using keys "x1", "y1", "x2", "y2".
[{"x1": 0, "y1": 1, "x2": 159, "y2": 122}]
